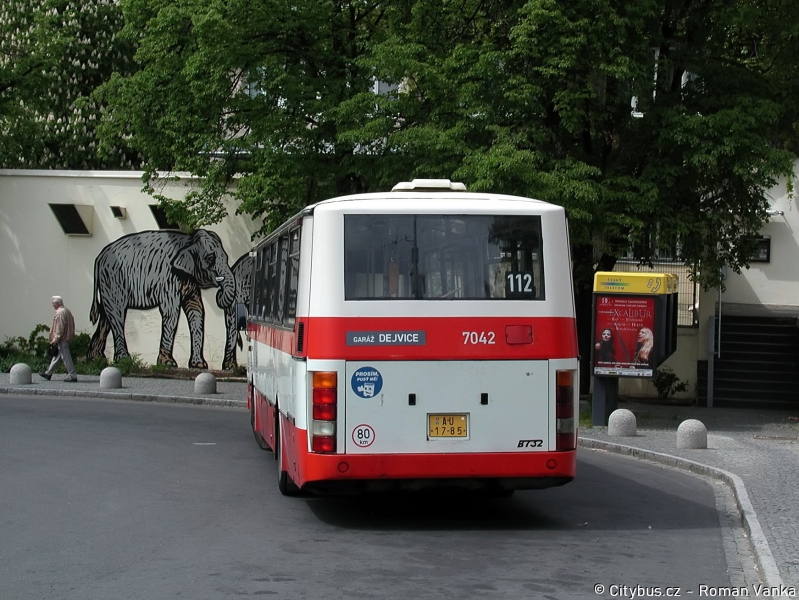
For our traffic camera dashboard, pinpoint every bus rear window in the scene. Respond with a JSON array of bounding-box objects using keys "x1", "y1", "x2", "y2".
[{"x1": 344, "y1": 215, "x2": 544, "y2": 300}]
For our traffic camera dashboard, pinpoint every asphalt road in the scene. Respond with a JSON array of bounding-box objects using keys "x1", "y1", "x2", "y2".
[{"x1": 0, "y1": 395, "x2": 733, "y2": 599}]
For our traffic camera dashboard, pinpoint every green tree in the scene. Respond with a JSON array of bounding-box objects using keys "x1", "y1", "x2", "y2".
[
  {"x1": 0, "y1": 0, "x2": 138, "y2": 169},
  {"x1": 355, "y1": 0, "x2": 799, "y2": 385},
  {"x1": 0, "y1": 1, "x2": 49, "y2": 166},
  {"x1": 357, "y1": 0, "x2": 798, "y2": 279},
  {"x1": 101, "y1": 0, "x2": 799, "y2": 270},
  {"x1": 99, "y1": 0, "x2": 391, "y2": 232},
  {"x1": 100, "y1": 0, "x2": 798, "y2": 388}
]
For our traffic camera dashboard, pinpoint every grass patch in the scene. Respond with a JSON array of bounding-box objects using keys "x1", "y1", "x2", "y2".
[{"x1": 579, "y1": 397, "x2": 593, "y2": 429}]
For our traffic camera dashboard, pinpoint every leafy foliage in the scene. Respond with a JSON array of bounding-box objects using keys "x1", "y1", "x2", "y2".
[
  {"x1": 69, "y1": 332, "x2": 92, "y2": 359},
  {"x1": 0, "y1": 0, "x2": 139, "y2": 168},
  {"x1": 0, "y1": 326, "x2": 143, "y2": 375},
  {"x1": 0, "y1": 324, "x2": 51, "y2": 373},
  {"x1": 652, "y1": 367, "x2": 688, "y2": 400},
  {"x1": 98, "y1": 0, "x2": 798, "y2": 291},
  {"x1": 359, "y1": 0, "x2": 798, "y2": 290},
  {"x1": 7, "y1": 0, "x2": 792, "y2": 391},
  {"x1": 99, "y1": 0, "x2": 394, "y2": 233},
  {"x1": 97, "y1": 1, "x2": 799, "y2": 395},
  {"x1": 0, "y1": 324, "x2": 51, "y2": 360}
]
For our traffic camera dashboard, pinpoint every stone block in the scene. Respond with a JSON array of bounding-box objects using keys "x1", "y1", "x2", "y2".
[
  {"x1": 608, "y1": 408, "x2": 637, "y2": 436},
  {"x1": 677, "y1": 419, "x2": 707, "y2": 449},
  {"x1": 194, "y1": 372, "x2": 217, "y2": 395},
  {"x1": 100, "y1": 367, "x2": 123, "y2": 389},
  {"x1": 10, "y1": 363, "x2": 32, "y2": 385}
]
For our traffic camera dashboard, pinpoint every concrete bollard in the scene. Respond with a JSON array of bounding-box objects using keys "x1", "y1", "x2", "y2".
[
  {"x1": 10, "y1": 363, "x2": 32, "y2": 385},
  {"x1": 608, "y1": 408, "x2": 637, "y2": 436},
  {"x1": 100, "y1": 367, "x2": 123, "y2": 389},
  {"x1": 677, "y1": 419, "x2": 707, "y2": 449},
  {"x1": 194, "y1": 372, "x2": 217, "y2": 395}
]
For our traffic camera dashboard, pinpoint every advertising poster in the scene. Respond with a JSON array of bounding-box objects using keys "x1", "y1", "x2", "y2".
[{"x1": 593, "y1": 295, "x2": 656, "y2": 377}]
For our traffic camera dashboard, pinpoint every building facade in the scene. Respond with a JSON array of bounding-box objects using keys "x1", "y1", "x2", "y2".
[{"x1": 0, "y1": 170, "x2": 259, "y2": 371}]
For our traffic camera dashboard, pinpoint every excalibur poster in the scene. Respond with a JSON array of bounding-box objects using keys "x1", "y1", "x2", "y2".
[{"x1": 593, "y1": 295, "x2": 656, "y2": 377}]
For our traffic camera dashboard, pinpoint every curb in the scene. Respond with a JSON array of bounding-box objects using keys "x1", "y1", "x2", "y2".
[
  {"x1": 579, "y1": 437, "x2": 785, "y2": 590},
  {"x1": 0, "y1": 385, "x2": 247, "y2": 408}
]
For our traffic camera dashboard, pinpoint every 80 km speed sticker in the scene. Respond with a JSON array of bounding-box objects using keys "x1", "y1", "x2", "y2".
[{"x1": 352, "y1": 424, "x2": 375, "y2": 448}]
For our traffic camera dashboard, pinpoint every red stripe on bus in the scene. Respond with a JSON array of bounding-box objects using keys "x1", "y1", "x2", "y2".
[
  {"x1": 249, "y1": 316, "x2": 577, "y2": 359},
  {"x1": 308, "y1": 316, "x2": 577, "y2": 360},
  {"x1": 282, "y1": 424, "x2": 576, "y2": 486},
  {"x1": 248, "y1": 323, "x2": 295, "y2": 355}
]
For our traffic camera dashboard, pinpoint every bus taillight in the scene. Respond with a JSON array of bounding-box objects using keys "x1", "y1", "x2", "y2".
[
  {"x1": 311, "y1": 371, "x2": 337, "y2": 453},
  {"x1": 556, "y1": 370, "x2": 576, "y2": 451}
]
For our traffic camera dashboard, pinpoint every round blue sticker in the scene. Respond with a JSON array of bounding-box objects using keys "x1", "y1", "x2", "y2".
[{"x1": 351, "y1": 367, "x2": 383, "y2": 398}]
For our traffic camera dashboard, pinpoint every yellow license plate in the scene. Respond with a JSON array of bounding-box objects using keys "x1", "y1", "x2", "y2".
[{"x1": 428, "y1": 414, "x2": 468, "y2": 438}]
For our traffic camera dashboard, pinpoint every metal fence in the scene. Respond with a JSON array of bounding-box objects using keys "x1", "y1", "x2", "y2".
[{"x1": 612, "y1": 259, "x2": 699, "y2": 327}]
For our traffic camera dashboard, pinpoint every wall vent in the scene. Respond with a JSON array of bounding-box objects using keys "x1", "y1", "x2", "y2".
[{"x1": 48, "y1": 204, "x2": 93, "y2": 236}]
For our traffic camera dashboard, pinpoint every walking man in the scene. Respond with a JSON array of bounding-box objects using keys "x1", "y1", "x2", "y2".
[{"x1": 39, "y1": 296, "x2": 78, "y2": 382}]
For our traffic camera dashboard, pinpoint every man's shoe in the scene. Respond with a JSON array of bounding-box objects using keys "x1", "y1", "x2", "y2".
[
  {"x1": 38, "y1": 372, "x2": 51, "y2": 381},
  {"x1": 65, "y1": 377, "x2": 78, "y2": 382}
]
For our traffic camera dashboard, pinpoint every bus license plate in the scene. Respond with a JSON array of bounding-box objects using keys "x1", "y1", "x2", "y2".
[{"x1": 428, "y1": 414, "x2": 468, "y2": 438}]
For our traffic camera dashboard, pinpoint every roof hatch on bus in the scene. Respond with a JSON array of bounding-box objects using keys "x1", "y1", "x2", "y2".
[{"x1": 391, "y1": 179, "x2": 467, "y2": 192}]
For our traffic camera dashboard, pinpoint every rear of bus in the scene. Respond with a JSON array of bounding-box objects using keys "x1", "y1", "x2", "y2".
[{"x1": 287, "y1": 182, "x2": 578, "y2": 494}]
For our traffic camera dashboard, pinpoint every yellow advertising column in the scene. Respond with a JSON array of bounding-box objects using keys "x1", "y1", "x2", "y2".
[{"x1": 591, "y1": 272, "x2": 677, "y2": 425}]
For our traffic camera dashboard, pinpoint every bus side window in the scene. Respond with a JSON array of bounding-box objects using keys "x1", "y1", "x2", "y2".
[
  {"x1": 284, "y1": 227, "x2": 301, "y2": 325},
  {"x1": 250, "y1": 249, "x2": 261, "y2": 319},
  {"x1": 267, "y1": 241, "x2": 279, "y2": 321},
  {"x1": 259, "y1": 245, "x2": 271, "y2": 321},
  {"x1": 275, "y1": 235, "x2": 289, "y2": 323}
]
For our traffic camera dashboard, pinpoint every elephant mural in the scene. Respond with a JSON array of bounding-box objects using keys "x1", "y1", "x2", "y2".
[
  {"x1": 87, "y1": 230, "x2": 239, "y2": 369},
  {"x1": 224, "y1": 253, "x2": 253, "y2": 365}
]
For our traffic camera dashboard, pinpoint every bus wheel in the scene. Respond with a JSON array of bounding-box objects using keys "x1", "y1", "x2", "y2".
[
  {"x1": 254, "y1": 430, "x2": 270, "y2": 451},
  {"x1": 276, "y1": 416, "x2": 300, "y2": 496}
]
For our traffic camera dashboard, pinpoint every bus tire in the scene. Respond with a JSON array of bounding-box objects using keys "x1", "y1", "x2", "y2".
[
  {"x1": 276, "y1": 414, "x2": 301, "y2": 496},
  {"x1": 254, "y1": 430, "x2": 270, "y2": 451}
]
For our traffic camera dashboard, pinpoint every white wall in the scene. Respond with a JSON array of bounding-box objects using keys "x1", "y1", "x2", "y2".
[
  {"x1": 719, "y1": 162, "x2": 799, "y2": 316},
  {"x1": 618, "y1": 327, "x2": 698, "y2": 399},
  {"x1": 0, "y1": 170, "x2": 260, "y2": 370},
  {"x1": 6, "y1": 166, "x2": 794, "y2": 385},
  {"x1": 619, "y1": 163, "x2": 799, "y2": 398}
]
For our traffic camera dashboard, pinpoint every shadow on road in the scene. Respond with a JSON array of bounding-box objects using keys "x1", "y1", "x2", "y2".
[{"x1": 304, "y1": 449, "x2": 721, "y2": 532}]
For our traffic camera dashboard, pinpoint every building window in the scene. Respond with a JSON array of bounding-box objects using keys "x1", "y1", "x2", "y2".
[
  {"x1": 149, "y1": 205, "x2": 181, "y2": 230},
  {"x1": 750, "y1": 237, "x2": 771, "y2": 263},
  {"x1": 48, "y1": 204, "x2": 92, "y2": 236}
]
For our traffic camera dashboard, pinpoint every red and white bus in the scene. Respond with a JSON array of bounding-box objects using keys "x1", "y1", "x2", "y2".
[{"x1": 245, "y1": 179, "x2": 579, "y2": 495}]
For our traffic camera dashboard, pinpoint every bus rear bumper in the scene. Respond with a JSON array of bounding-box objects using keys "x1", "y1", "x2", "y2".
[
  {"x1": 293, "y1": 441, "x2": 576, "y2": 493},
  {"x1": 302, "y1": 475, "x2": 574, "y2": 495}
]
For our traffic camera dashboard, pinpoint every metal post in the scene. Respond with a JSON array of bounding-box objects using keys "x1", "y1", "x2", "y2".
[
  {"x1": 592, "y1": 376, "x2": 619, "y2": 426},
  {"x1": 717, "y1": 286, "x2": 722, "y2": 360},
  {"x1": 707, "y1": 315, "x2": 715, "y2": 408}
]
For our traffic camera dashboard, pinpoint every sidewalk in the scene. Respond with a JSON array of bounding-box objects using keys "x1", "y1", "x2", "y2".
[
  {"x1": 1, "y1": 374, "x2": 797, "y2": 588},
  {"x1": 0, "y1": 372, "x2": 248, "y2": 407},
  {"x1": 582, "y1": 400, "x2": 799, "y2": 589}
]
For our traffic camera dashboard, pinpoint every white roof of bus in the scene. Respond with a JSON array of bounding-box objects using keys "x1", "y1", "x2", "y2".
[
  {"x1": 307, "y1": 191, "x2": 559, "y2": 213},
  {"x1": 305, "y1": 178, "x2": 559, "y2": 211}
]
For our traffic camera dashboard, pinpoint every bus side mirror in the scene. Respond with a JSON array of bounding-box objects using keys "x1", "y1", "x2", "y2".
[{"x1": 236, "y1": 303, "x2": 248, "y2": 331}]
